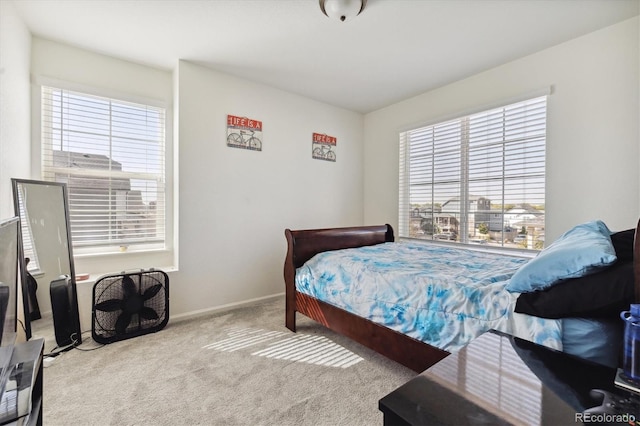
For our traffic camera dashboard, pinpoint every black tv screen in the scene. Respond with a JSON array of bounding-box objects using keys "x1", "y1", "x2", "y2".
[{"x1": 0, "y1": 217, "x2": 19, "y2": 396}]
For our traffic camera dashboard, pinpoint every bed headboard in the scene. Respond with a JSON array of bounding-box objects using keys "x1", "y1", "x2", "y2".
[
  {"x1": 284, "y1": 224, "x2": 394, "y2": 269},
  {"x1": 283, "y1": 224, "x2": 394, "y2": 332}
]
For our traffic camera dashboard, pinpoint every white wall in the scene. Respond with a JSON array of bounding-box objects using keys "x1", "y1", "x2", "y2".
[
  {"x1": 174, "y1": 60, "x2": 364, "y2": 316},
  {"x1": 0, "y1": 1, "x2": 31, "y2": 219},
  {"x1": 364, "y1": 17, "x2": 640, "y2": 243},
  {"x1": 0, "y1": 1, "x2": 32, "y2": 342}
]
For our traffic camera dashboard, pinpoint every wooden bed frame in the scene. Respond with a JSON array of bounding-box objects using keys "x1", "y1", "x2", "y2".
[
  {"x1": 284, "y1": 220, "x2": 640, "y2": 373},
  {"x1": 284, "y1": 224, "x2": 448, "y2": 372}
]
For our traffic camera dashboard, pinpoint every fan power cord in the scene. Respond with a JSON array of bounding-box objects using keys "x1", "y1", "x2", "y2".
[
  {"x1": 72, "y1": 330, "x2": 105, "y2": 352},
  {"x1": 44, "y1": 331, "x2": 82, "y2": 359},
  {"x1": 46, "y1": 342, "x2": 76, "y2": 358}
]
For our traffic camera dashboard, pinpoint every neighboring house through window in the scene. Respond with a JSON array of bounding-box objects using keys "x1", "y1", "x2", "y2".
[
  {"x1": 41, "y1": 86, "x2": 167, "y2": 254},
  {"x1": 399, "y1": 95, "x2": 547, "y2": 250}
]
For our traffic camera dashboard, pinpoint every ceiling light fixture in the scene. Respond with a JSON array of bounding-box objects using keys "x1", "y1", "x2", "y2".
[{"x1": 319, "y1": 0, "x2": 367, "y2": 22}]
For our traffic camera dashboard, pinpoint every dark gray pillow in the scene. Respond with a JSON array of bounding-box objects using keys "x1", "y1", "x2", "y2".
[
  {"x1": 610, "y1": 228, "x2": 635, "y2": 262},
  {"x1": 514, "y1": 260, "x2": 635, "y2": 319}
]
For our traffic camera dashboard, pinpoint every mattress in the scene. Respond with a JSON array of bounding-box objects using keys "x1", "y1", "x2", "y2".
[{"x1": 295, "y1": 240, "x2": 563, "y2": 353}]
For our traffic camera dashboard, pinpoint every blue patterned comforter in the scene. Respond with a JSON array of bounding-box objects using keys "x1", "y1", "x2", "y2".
[{"x1": 295, "y1": 241, "x2": 562, "y2": 352}]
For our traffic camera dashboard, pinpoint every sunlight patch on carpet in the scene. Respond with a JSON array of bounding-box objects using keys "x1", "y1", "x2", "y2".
[
  {"x1": 202, "y1": 327, "x2": 288, "y2": 352},
  {"x1": 203, "y1": 327, "x2": 363, "y2": 368},
  {"x1": 253, "y1": 334, "x2": 363, "y2": 368}
]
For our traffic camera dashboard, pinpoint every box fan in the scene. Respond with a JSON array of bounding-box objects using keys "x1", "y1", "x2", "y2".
[{"x1": 92, "y1": 269, "x2": 169, "y2": 344}]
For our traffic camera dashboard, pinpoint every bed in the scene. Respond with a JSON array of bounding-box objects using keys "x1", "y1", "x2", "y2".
[{"x1": 283, "y1": 220, "x2": 640, "y2": 373}]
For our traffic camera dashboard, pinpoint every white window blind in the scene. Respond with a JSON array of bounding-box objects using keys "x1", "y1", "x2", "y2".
[
  {"x1": 399, "y1": 96, "x2": 546, "y2": 250},
  {"x1": 15, "y1": 190, "x2": 40, "y2": 272},
  {"x1": 41, "y1": 86, "x2": 166, "y2": 253}
]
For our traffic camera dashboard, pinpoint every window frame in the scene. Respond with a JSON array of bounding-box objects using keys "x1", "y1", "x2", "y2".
[
  {"x1": 399, "y1": 93, "x2": 548, "y2": 251},
  {"x1": 36, "y1": 79, "x2": 173, "y2": 258}
]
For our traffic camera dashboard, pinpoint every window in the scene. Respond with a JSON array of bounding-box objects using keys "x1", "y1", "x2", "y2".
[
  {"x1": 399, "y1": 96, "x2": 546, "y2": 250},
  {"x1": 41, "y1": 86, "x2": 166, "y2": 254}
]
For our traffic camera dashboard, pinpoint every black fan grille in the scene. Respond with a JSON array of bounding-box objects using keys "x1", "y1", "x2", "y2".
[{"x1": 92, "y1": 270, "x2": 169, "y2": 344}]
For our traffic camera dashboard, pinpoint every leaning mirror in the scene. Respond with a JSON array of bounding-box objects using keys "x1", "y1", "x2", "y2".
[{"x1": 12, "y1": 178, "x2": 82, "y2": 348}]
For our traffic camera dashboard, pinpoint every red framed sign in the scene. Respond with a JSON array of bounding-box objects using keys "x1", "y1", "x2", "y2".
[
  {"x1": 227, "y1": 115, "x2": 263, "y2": 151},
  {"x1": 312, "y1": 133, "x2": 336, "y2": 162}
]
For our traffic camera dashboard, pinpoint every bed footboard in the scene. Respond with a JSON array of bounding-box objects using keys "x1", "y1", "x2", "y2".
[
  {"x1": 295, "y1": 292, "x2": 449, "y2": 372},
  {"x1": 284, "y1": 224, "x2": 393, "y2": 332},
  {"x1": 283, "y1": 224, "x2": 449, "y2": 372}
]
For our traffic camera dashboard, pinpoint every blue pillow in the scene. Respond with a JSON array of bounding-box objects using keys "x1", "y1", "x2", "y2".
[{"x1": 506, "y1": 220, "x2": 617, "y2": 293}]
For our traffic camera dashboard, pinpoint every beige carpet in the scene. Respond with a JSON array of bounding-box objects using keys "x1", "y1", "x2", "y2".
[{"x1": 41, "y1": 298, "x2": 416, "y2": 425}]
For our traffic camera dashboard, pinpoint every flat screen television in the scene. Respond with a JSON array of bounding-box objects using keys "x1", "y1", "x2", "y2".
[{"x1": 0, "y1": 217, "x2": 19, "y2": 397}]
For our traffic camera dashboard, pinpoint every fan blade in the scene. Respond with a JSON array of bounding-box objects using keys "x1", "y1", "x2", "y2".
[
  {"x1": 142, "y1": 284, "x2": 163, "y2": 301},
  {"x1": 95, "y1": 299, "x2": 123, "y2": 312},
  {"x1": 115, "y1": 312, "x2": 133, "y2": 335},
  {"x1": 139, "y1": 307, "x2": 159, "y2": 321},
  {"x1": 122, "y1": 275, "x2": 137, "y2": 297}
]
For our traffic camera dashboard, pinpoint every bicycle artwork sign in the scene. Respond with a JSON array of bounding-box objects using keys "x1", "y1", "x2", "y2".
[
  {"x1": 312, "y1": 133, "x2": 336, "y2": 162},
  {"x1": 227, "y1": 115, "x2": 263, "y2": 151}
]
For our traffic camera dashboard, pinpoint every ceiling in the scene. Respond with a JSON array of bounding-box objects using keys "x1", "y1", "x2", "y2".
[{"x1": 9, "y1": 0, "x2": 640, "y2": 113}]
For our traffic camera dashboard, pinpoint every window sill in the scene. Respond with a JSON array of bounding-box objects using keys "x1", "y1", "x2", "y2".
[
  {"x1": 74, "y1": 266, "x2": 178, "y2": 287},
  {"x1": 74, "y1": 246, "x2": 169, "y2": 259},
  {"x1": 398, "y1": 237, "x2": 538, "y2": 258},
  {"x1": 73, "y1": 248, "x2": 176, "y2": 279}
]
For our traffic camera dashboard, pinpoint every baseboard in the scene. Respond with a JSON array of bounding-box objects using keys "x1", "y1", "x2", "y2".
[{"x1": 169, "y1": 292, "x2": 284, "y2": 324}]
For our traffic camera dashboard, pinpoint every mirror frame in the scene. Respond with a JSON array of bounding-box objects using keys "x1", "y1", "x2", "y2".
[
  {"x1": 14, "y1": 217, "x2": 31, "y2": 340},
  {"x1": 11, "y1": 178, "x2": 82, "y2": 345}
]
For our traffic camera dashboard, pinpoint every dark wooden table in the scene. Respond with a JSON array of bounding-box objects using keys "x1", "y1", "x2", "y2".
[{"x1": 379, "y1": 331, "x2": 639, "y2": 425}]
